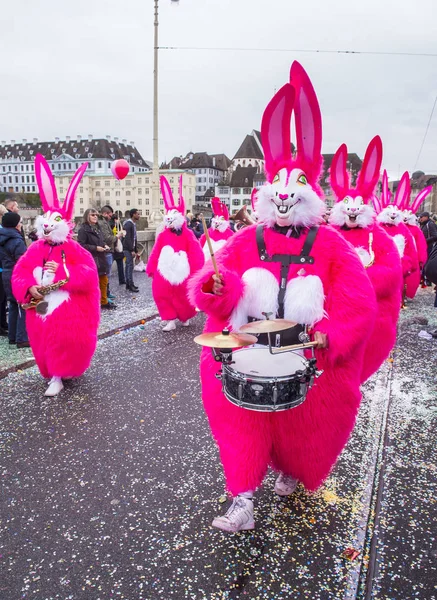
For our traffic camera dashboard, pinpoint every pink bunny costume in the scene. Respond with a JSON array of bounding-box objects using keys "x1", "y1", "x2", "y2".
[
  {"x1": 12, "y1": 155, "x2": 100, "y2": 396},
  {"x1": 328, "y1": 137, "x2": 402, "y2": 382},
  {"x1": 375, "y1": 171, "x2": 418, "y2": 300},
  {"x1": 189, "y1": 62, "x2": 377, "y2": 530},
  {"x1": 200, "y1": 197, "x2": 234, "y2": 260},
  {"x1": 146, "y1": 176, "x2": 204, "y2": 329}
]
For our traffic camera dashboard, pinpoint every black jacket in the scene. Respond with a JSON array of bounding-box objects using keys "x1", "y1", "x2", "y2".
[
  {"x1": 0, "y1": 227, "x2": 27, "y2": 272},
  {"x1": 420, "y1": 219, "x2": 437, "y2": 247},
  {"x1": 123, "y1": 219, "x2": 137, "y2": 253},
  {"x1": 77, "y1": 223, "x2": 109, "y2": 275}
]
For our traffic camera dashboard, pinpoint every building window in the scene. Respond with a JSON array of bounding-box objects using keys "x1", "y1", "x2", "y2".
[
  {"x1": 138, "y1": 188, "x2": 142, "y2": 194},
  {"x1": 95, "y1": 181, "x2": 100, "y2": 187},
  {"x1": 145, "y1": 188, "x2": 149, "y2": 194},
  {"x1": 105, "y1": 180, "x2": 110, "y2": 187},
  {"x1": 98, "y1": 162, "x2": 102, "y2": 168},
  {"x1": 145, "y1": 178, "x2": 149, "y2": 184},
  {"x1": 138, "y1": 178, "x2": 142, "y2": 184},
  {"x1": 232, "y1": 199, "x2": 240, "y2": 206},
  {"x1": 60, "y1": 187, "x2": 63, "y2": 194},
  {"x1": 145, "y1": 198, "x2": 149, "y2": 205},
  {"x1": 138, "y1": 199, "x2": 142, "y2": 205},
  {"x1": 232, "y1": 188, "x2": 241, "y2": 194},
  {"x1": 243, "y1": 187, "x2": 252, "y2": 194},
  {"x1": 126, "y1": 199, "x2": 131, "y2": 206},
  {"x1": 116, "y1": 200, "x2": 120, "y2": 206},
  {"x1": 80, "y1": 208, "x2": 84, "y2": 214},
  {"x1": 105, "y1": 191, "x2": 110, "y2": 197},
  {"x1": 125, "y1": 180, "x2": 131, "y2": 186},
  {"x1": 96, "y1": 191, "x2": 101, "y2": 197},
  {"x1": 115, "y1": 191, "x2": 120, "y2": 197},
  {"x1": 145, "y1": 209, "x2": 150, "y2": 216},
  {"x1": 79, "y1": 186, "x2": 83, "y2": 193},
  {"x1": 137, "y1": 210, "x2": 142, "y2": 216},
  {"x1": 80, "y1": 199, "x2": 84, "y2": 204},
  {"x1": 243, "y1": 199, "x2": 251, "y2": 206},
  {"x1": 32, "y1": 185, "x2": 35, "y2": 191},
  {"x1": 126, "y1": 190, "x2": 131, "y2": 196}
]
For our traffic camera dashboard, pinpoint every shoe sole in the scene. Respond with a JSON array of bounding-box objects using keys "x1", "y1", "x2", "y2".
[{"x1": 211, "y1": 519, "x2": 255, "y2": 533}]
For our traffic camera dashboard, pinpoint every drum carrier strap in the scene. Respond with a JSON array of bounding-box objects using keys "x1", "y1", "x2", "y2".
[{"x1": 256, "y1": 224, "x2": 319, "y2": 318}]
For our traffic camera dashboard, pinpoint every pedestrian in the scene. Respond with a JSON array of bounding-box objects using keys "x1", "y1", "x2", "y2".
[
  {"x1": 77, "y1": 208, "x2": 116, "y2": 310},
  {"x1": 0, "y1": 204, "x2": 9, "y2": 336},
  {"x1": 99, "y1": 205, "x2": 118, "y2": 303},
  {"x1": 0, "y1": 212, "x2": 29, "y2": 347},
  {"x1": 123, "y1": 208, "x2": 140, "y2": 292},
  {"x1": 419, "y1": 212, "x2": 437, "y2": 288},
  {"x1": 4, "y1": 199, "x2": 26, "y2": 241},
  {"x1": 112, "y1": 212, "x2": 126, "y2": 286}
]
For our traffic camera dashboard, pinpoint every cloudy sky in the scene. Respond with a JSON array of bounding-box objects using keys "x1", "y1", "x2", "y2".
[{"x1": 2, "y1": 0, "x2": 437, "y2": 179}]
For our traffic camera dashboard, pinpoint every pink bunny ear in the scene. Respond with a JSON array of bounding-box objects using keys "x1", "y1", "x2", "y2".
[
  {"x1": 329, "y1": 144, "x2": 350, "y2": 201},
  {"x1": 35, "y1": 154, "x2": 60, "y2": 213},
  {"x1": 221, "y1": 202, "x2": 229, "y2": 221},
  {"x1": 381, "y1": 170, "x2": 390, "y2": 207},
  {"x1": 289, "y1": 61, "x2": 323, "y2": 183},
  {"x1": 410, "y1": 185, "x2": 432, "y2": 213},
  {"x1": 63, "y1": 162, "x2": 88, "y2": 221},
  {"x1": 356, "y1": 136, "x2": 383, "y2": 200},
  {"x1": 261, "y1": 83, "x2": 295, "y2": 182},
  {"x1": 160, "y1": 176, "x2": 175, "y2": 212},
  {"x1": 372, "y1": 194, "x2": 382, "y2": 214},
  {"x1": 211, "y1": 197, "x2": 221, "y2": 217},
  {"x1": 394, "y1": 171, "x2": 411, "y2": 209},
  {"x1": 177, "y1": 175, "x2": 185, "y2": 215}
]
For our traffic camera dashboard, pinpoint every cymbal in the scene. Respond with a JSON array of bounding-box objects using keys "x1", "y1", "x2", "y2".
[
  {"x1": 194, "y1": 331, "x2": 257, "y2": 348},
  {"x1": 240, "y1": 319, "x2": 297, "y2": 334}
]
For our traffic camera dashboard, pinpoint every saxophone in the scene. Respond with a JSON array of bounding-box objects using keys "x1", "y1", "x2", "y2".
[
  {"x1": 364, "y1": 232, "x2": 375, "y2": 269},
  {"x1": 22, "y1": 251, "x2": 70, "y2": 315}
]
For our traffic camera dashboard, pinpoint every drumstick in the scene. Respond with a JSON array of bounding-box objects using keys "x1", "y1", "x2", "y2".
[
  {"x1": 269, "y1": 341, "x2": 318, "y2": 354},
  {"x1": 201, "y1": 215, "x2": 220, "y2": 278}
]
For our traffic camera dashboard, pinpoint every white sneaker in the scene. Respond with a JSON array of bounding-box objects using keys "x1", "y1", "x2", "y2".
[
  {"x1": 45, "y1": 376, "x2": 64, "y2": 397},
  {"x1": 212, "y1": 496, "x2": 255, "y2": 533},
  {"x1": 162, "y1": 320, "x2": 176, "y2": 332},
  {"x1": 181, "y1": 319, "x2": 190, "y2": 327},
  {"x1": 274, "y1": 473, "x2": 298, "y2": 496}
]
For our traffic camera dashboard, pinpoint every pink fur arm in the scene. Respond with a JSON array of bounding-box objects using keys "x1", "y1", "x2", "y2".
[
  {"x1": 199, "y1": 234, "x2": 206, "y2": 248},
  {"x1": 145, "y1": 232, "x2": 164, "y2": 277},
  {"x1": 11, "y1": 243, "x2": 43, "y2": 304},
  {"x1": 188, "y1": 264, "x2": 245, "y2": 321},
  {"x1": 186, "y1": 229, "x2": 205, "y2": 273},
  {"x1": 313, "y1": 240, "x2": 377, "y2": 364},
  {"x1": 369, "y1": 226, "x2": 403, "y2": 299}
]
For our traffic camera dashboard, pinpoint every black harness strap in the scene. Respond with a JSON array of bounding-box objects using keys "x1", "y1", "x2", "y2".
[{"x1": 256, "y1": 224, "x2": 319, "y2": 318}]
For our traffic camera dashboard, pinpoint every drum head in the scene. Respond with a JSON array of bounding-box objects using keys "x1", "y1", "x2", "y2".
[{"x1": 231, "y1": 347, "x2": 306, "y2": 377}]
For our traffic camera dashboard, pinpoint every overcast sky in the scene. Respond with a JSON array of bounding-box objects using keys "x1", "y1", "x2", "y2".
[{"x1": 1, "y1": 0, "x2": 437, "y2": 180}]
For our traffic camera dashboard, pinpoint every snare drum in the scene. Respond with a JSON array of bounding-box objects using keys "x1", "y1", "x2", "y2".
[{"x1": 221, "y1": 347, "x2": 315, "y2": 412}]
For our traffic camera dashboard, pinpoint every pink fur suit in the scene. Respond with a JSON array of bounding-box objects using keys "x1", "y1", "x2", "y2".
[
  {"x1": 200, "y1": 198, "x2": 234, "y2": 261},
  {"x1": 12, "y1": 155, "x2": 100, "y2": 380},
  {"x1": 189, "y1": 62, "x2": 377, "y2": 494},
  {"x1": 146, "y1": 176, "x2": 204, "y2": 322},
  {"x1": 328, "y1": 137, "x2": 402, "y2": 383},
  {"x1": 402, "y1": 186, "x2": 432, "y2": 296},
  {"x1": 375, "y1": 171, "x2": 419, "y2": 299}
]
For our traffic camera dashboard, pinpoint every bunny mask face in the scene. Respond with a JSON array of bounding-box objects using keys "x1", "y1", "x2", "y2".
[
  {"x1": 329, "y1": 136, "x2": 382, "y2": 230},
  {"x1": 329, "y1": 195, "x2": 375, "y2": 229},
  {"x1": 377, "y1": 205, "x2": 403, "y2": 226},
  {"x1": 35, "y1": 211, "x2": 70, "y2": 243},
  {"x1": 211, "y1": 216, "x2": 230, "y2": 232},
  {"x1": 255, "y1": 62, "x2": 325, "y2": 230},
  {"x1": 164, "y1": 208, "x2": 185, "y2": 230},
  {"x1": 257, "y1": 167, "x2": 324, "y2": 228},
  {"x1": 402, "y1": 210, "x2": 418, "y2": 226},
  {"x1": 34, "y1": 153, "x2": 88, "y2": 243}
]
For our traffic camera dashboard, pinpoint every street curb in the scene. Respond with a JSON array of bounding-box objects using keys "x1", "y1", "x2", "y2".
[{"x1": 0, "y1": 313, "x2": 159, "y2": 381}]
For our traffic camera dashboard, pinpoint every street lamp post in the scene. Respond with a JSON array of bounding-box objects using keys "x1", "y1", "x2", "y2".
[{"x1": 151, "y1": 0, "x2": 179, "y2": 226}]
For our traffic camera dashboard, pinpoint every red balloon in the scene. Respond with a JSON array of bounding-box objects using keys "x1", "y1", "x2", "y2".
[{"x1": 111, "y1": 159, "x2": 130, "y2": 180}]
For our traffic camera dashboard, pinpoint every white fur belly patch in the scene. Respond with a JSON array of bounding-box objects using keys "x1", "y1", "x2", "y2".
[
  {"x1": 229, "y1": 267, "x2": 325, "y2": 330},
  {"x1": 203, "y1": 239, "x2": 226, "y2": 261},
  {"x1": 157, "y1": 245, "x2": 190, "y2": 285},
  {"x1": 393, "y1": 234, "x2": 405, "y2": 257},
  {"x1": 32, "y1": 266, "x2": 70, "y2": 317}
]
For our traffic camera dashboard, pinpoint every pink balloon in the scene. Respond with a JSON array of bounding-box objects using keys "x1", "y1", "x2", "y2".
[{"x1": 111, "y1": 159, "x2": 130, "y2": 180}]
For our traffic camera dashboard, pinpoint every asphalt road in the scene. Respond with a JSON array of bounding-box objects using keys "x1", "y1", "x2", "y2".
[{"x1": 0, "y1": 290, "x2": 436, "y2": 600}]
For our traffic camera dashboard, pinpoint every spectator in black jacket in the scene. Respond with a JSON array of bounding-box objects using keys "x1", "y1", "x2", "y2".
[
  {"x1": 0, "y1": 212, "x2": 29, "y2": 347},
  {"x1": 77, "y1": 209, "x2": 116, "y2": 310},
  {"x1": 420, "y1": 212, "x2": 437, "y2": 255},
  {"x1": 122, "y1": 208, "x2": 140, "y2": 292},
  {"x1": 0, "y1": 205, "x2": 8, "y2": 335}
]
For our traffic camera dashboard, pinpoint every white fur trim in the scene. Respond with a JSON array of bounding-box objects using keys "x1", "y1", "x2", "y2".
[
  {"x1": 230, "y1": 268, "x2": 278, "y2": 331},
  {"x1": 355, "y1": 247, "x2": 372, "y2": 266},
  {"x1": 229, "y1": 268, "x2": 326, "y2": 330},
  {"x1": 211, "y1": 217, "x2": 229, "y2": 232},
  {"x1": 157, "y1": 245, "x2": 190, "y2": 284},
  {"x1": 393, "y1": 234, "x2": 405, "y2": 257},
  {"x1": 284, "y1": 275, "x2": 326, "y2": 326},
  {"x1": 203, "y1": 238, "x2": 226, "y2": 261}
]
